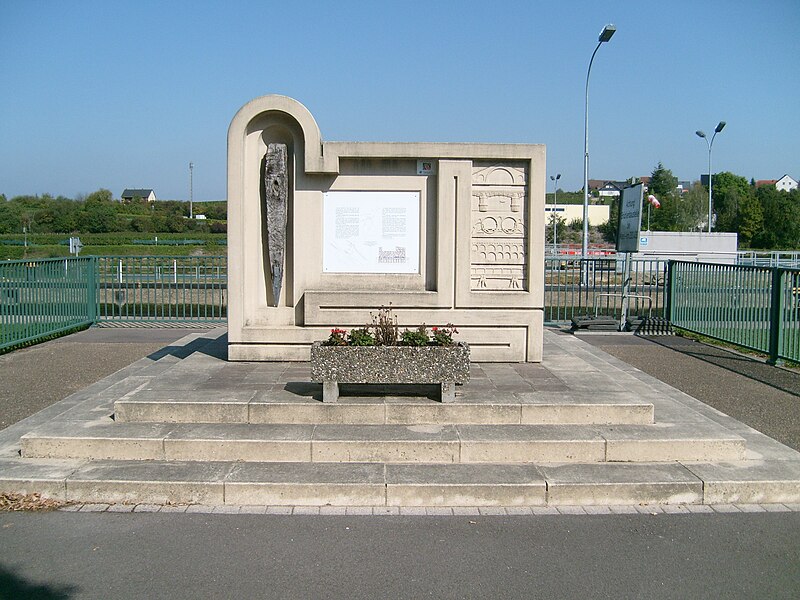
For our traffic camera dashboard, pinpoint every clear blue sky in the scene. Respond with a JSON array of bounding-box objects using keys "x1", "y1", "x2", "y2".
[{"x1": 1, "y1": 0, "x2": 798, "y2": 201}]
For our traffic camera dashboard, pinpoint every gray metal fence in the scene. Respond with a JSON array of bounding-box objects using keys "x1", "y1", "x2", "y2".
[
  {"x1": 544, "y1": 257, "x2": 669, "y2": 324},
  {"x1": 95, "y1": 256, "x2": 227, "y2": 323}
]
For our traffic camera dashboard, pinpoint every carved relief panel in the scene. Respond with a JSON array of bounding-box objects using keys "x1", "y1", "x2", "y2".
[{"x1": 470, "y1": 163, "x2": 528, "y2": 290}]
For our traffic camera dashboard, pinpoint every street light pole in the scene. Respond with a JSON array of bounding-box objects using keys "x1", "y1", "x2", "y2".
[
  {"x1": 550, "y1": 173, "x2": 561, "y2": 254},
  {"x1": 695, "y1": 121, "x2": 726, "y2": 233},
  {"x1": 582, "y1": 24, "x2": 616, "y2": 272}
]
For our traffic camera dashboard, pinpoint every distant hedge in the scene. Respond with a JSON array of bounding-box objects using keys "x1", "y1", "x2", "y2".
[{"x1": 0, "y1": 232, "x2": 226, "y2": 246}]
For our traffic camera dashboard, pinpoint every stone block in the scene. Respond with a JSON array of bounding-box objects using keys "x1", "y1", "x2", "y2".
[
  {"x1": 541, "y1": 463, "x2": 703, "y2": 506},
  {"x1": 386, "y1": 464, "x2": 546, "y2": 506},
  {"x1": 458, "y1": 425, "x2": 605, "y2": 463},
  {"x1": 311, "y1": 425, "x2": 460, "y2": 463},
  {"x1": 21, "y1": 423, "x2": 170, "y2": 460},
  {"x1": 385, "y1": 402, "x2": 519, "y2": 425},
  {"x1": 65, "y1": 460, "x2": 230, "y2": 505},
  {"x1": 683, "y1": 460, "x2": 800, "y2": 504},
  {"x1": 224, "y1": 462, "x2": 385, "y2": 506},
  {"x1": 600, "y1": 423, "x2": 746, "y2": 462},
  {"x1": 249, "y1": 401, "x2": 386, "y2": 425},
  {"x1": 163, "y1": 424, "x2": 313, "y2": 462}
]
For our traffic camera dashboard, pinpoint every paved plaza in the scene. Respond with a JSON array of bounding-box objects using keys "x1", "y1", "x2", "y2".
[{"x1": 1, "y1": 326, "x2": 799, "y2": 509}]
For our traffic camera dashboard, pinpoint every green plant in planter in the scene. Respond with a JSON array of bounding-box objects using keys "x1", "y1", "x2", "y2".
[
  {"x1": 323, "y1": 328, "x2": 348, "y2": 346},
  {"x1": 348, "y1": 327, "x2": 375, "y2": 346},
  {"x1": 401, "y1": 324, "x2": 429, "y2": 346},
  {"x1": 431, "y1": 324, "x2": 458, "y2": 346}
]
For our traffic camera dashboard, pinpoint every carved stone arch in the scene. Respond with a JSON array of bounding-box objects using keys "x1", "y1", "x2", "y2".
[{"x1": 228, "y1": 94, "x2": 335, "y2": 175}]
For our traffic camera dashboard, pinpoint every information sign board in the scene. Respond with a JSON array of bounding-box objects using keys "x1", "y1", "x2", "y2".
[
  {"x1": 616, "y1": 184, "x2": 643, "y2": 253},
  {"x1": 323, "y1": 191, "x2": 420, "y2": 273}
]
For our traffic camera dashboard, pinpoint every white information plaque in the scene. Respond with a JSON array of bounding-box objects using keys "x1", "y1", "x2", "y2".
[{"x1": 323, "y1": 191, "x2": 420, "y2": 273}]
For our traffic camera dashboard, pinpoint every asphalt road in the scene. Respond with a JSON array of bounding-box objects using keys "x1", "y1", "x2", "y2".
[{"x1": 1, "y1": 511, "x2": 799, "y2": 600}]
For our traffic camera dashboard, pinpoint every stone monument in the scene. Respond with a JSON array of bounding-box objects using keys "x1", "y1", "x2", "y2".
[{"x1": 227, "y1": 95, "x2": 545, "y2": 362}]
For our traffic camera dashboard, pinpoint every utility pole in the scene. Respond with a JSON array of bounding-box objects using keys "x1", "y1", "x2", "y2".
[{"x1": 189, "y1": 161, "x2": 194, "y2": 219}]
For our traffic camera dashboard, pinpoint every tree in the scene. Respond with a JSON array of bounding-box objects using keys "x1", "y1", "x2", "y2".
[
  {"x1": 710, "y1": 172, "x2": 751, "y2": 232},
  {"x1": 80, "y1": 188, "x2": 118, "y2": 233},
  {"x1": 544, "y1": 214, "x2": 567, "y2": 245},
  {"x1": 648, "y1": 163, "x2": 680, "y2": 231},
  {"x1": 674, "y1": 183, "x2": 708, "y2": 232},
  {"x1": 753, "y1": 187, "x2": 800, "y2": 249},
  {"x1": 736, "y1": 192, "x2": 764, "y2": 248}
]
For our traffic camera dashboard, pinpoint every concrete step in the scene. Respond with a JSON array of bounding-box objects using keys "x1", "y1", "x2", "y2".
[
  {"x1": 3, "y1": 458, "x2": 798, "y2": 507},
  {"x1": 114, "y1": 391, "x2": 655, "y2": 426},
  {"x1": 20, "y1": 421, "x2": 746, "y2": 464}
]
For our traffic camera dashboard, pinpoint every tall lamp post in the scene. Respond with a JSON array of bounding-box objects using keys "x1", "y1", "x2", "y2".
[
  {"x1": 695, "y1": 121, "x2": 726, "y2": 233},
  {"x1": 550, "y1": 173, "x2": 561, "y2": 254},
  {"x1": 582, "y1": 24, "x2": 616, "y2": 268}
]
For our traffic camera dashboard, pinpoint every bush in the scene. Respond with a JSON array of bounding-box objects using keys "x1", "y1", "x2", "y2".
[
  {"x1": 348, "y1": 328, "x2": 375, "y2": 346},
  {"x1": 400, "y1": 325, "x2": 429, "y2": 346}
]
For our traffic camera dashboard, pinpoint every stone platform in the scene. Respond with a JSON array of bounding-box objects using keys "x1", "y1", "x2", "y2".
[{"x1": 1, "y1": 328, "x2": 799, "y2": 507}]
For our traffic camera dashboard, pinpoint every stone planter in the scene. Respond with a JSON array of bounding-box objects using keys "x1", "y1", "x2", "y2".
[{"x1": 310, "y1": 342, "x2": 470, "y2": 403}]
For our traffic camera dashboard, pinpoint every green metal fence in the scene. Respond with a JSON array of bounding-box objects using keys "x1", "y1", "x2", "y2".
[
  {"x1": 0, "y1": 257, "x2": 97, "y2": 351},
  {"x1": 96, "y1": 256, "x2": 226, "y2": 323},
  {"x1": 544, "y1": 257, "x2": 669, "y2": 324},
  {"x1": 668, "y1": 260, "x2": 800, "y2": 363}
]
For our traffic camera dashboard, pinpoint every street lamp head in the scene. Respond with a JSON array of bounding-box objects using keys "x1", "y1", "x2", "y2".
[
  {"x1": 715, "y1": 121, "x2": 726, "y2": 133},
  {"x1": 695, "y1": 130, "x2": 707, "y2": 138},
  {"x1": 598, "y1": 24, "x2": 616, "y2": 43},
  {"x1": 556, "y1": 173, "x2": 561, "y2": 180}
]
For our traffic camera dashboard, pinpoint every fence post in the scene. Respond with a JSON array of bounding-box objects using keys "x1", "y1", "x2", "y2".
[
  {"x1": 88, "y1": 256, "x2": 98, "y2": 324},
  {"x1": 666, "y1": 260, "x2": 675, "y2": 322},
  {"x1": 767, "y1": 267, "x2": 783, "y2": 365}
]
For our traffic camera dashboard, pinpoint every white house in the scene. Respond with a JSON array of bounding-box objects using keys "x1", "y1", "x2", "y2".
[
  {"x1": 775, "y1": 175, "x2": 798, "y2": 192},
  {"x1": 121, "y1": 188, "x2": 157, "y2": 202}
]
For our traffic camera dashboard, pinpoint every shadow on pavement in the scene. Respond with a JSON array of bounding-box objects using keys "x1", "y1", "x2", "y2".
[
  {"x1": 0, "y1": 564, "x2": 77, "y2": 599},
  {"x1": 147, "y1": 331, "x2": 228, "y2": 362},
  {"x1": 645, "y1": 335, "x2": 800, "y2": 398}
]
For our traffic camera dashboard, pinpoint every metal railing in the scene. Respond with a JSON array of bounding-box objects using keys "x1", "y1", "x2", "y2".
[
  {"x1": 544, "y1": 257, "x2": 668, "y2": 324},
  {"x1": 6, "y1": 255, "x2": 796, "y2": 363},
  {"x1": 96, "y1": 256, "x2": 227, "y2": 323},
  {"x1": 668, "y1": 260, "x2": 800, "y2": 363},
  {"x1": 0, "y1": 257, "x2": 97, "y2": 351}
]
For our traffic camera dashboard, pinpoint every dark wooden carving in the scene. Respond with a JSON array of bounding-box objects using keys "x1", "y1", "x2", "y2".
[{"x1": 264, "y1": 143, "x2": 288, "y2": 307}]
